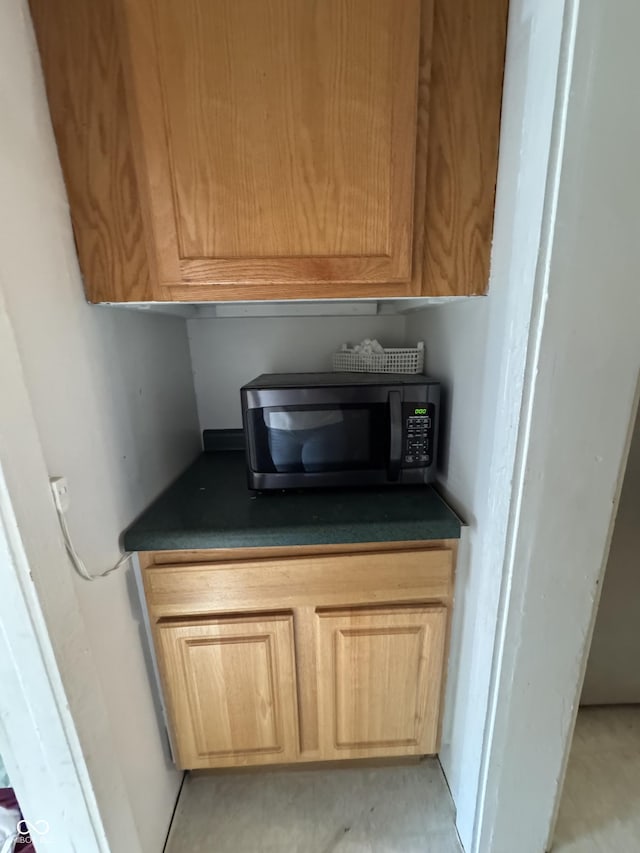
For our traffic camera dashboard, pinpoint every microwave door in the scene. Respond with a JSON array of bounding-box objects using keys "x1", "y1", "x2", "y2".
[
  {"x1": 388, "y1": 390, "x2": 402, "y2": 481},
  {"x1": 241, "y1": 379, "x2": 428, "y2": 488}
]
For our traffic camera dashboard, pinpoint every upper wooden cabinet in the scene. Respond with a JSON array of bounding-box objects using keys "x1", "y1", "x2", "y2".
[
  {"x1": 30, "y1": 0, "x2": 508, "y2": 302},
  {"x1": 122, "y1": 0, "x2": 423, "y2": 295}
]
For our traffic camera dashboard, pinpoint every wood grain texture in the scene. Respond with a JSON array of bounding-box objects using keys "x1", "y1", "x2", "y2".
[
  {"x1": 118, "y1": 0, "x2": 424, "y2": 291},
  {"x1": 161, "y1": 0, "x2": 392, "y2": 260},
  {"x1": 155, "y1": 613, "x2": 299, "y2": 769},
  {"x1": 31, "y1": 0, "x2": 507, "y2": 302},
  {"x1": 292, "y1": 606, "x2": 320, "y2": 755},
  {"x1": 29, "y1": 0, "x2": 155, "y2": 302},
  {"x1": 421, "y1": 0, "x2": 509, "y2": 295},
  {"x1": 435, "y1": 540, "x2": 458, "y2": 748},
  {"x1": 316, "y1": 605, "x2": 447, "y2": 758},
  {"x1": 143, "y1": 549, "x2": 453, "y2": 620},
  {"x1": 140, "y1": 539, "x2": 458, "y2": 567},
  {"x1": 141, "y1": 545, "x2": 456, "y2": 769},
  {"x1": 408, "y1": 0, "x2": 436, "y2": 296},
  {"x1": 165, "y1": 280, "x2": 426, "y2": 301},
  {"x1": 164, "y1": 0, "x2": 435, "y2": 301}
]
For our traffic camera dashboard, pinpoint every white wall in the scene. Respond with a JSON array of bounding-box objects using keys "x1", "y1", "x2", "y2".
[
  {"x1": 188, "y1": 315, "x2": 407, "y2": 429},
  {"x1": 0, "y1": 3, "x2": 201, "y2": 851},
  {"x1": 476, "y1": 0, "x2": 640, "y2": 848},
  {"x1": 406, "y1": 0, "x2": 568, "y2": 846},
  {"x1": 406, "y1": 301, "x2": 489, "y2": 842},
  {"x1": 582, "y1": 411, "x2": 640, "y2": 704},
  {"x1": 0, "y1": 292, "x2": 114, "y2": 853}
]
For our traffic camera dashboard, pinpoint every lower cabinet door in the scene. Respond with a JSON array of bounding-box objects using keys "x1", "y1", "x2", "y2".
[
  {"x1": 316, "y1": 605, "x2": 447, "y2": 759},
  {"x1": 156, "y1": 613, "x2": 299, "y2": 769}
]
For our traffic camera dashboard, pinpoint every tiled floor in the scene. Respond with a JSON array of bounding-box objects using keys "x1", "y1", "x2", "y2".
[
  {"x1": 554, "y1": 706, "x2": 640, "y2": 852},
  {"x1": 165, "y1": 760, "x2": 462, "y2": 853}
]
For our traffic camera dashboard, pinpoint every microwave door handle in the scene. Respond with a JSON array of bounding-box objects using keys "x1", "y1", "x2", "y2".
[{"x1": 388, "y1": 391, "x2": 402, "y2": 481}]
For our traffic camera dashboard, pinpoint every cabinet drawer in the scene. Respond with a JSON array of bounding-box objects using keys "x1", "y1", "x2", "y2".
[{"x1": 143, "y1": 548, "x2": 453, "y2": 619}]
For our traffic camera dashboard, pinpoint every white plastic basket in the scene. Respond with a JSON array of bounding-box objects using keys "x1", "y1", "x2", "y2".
[{"x1": 332, "y1": 342, "x2": 425, "y2": 374}]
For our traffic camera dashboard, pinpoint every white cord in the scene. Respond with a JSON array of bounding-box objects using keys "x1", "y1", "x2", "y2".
[
  {"x1": 0, "y1": 833, "x2": 18, "y2": 853},
  {"x1": 53, "y1": 502, "x2": 132, "y2": 582}
]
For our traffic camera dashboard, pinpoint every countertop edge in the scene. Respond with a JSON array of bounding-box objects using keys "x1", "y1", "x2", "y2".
[
  {"x1": 124, "y1": 523, "x2": 462, "y2": 552},
  {"x1": 123, "y1": 450, "x2": 463, "y2": 553}
]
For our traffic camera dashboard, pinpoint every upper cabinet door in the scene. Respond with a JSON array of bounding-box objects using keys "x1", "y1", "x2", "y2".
[
  {"x1": 31, "y1": 0, "x2": 508, "y2": 303},
  {"x1": 118, "y1": 0, "x2": 425, "y2": 298}
]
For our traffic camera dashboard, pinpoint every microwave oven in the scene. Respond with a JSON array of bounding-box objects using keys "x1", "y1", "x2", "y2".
[{"x1": 240, "y1": 372, "x2": 440, "y2": 490}]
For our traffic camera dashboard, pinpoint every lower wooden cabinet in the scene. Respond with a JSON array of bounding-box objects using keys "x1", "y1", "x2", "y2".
[
  {"x1": 140, "y1": 543, "x2": 455, "y2": 770},
  {"x1": 316, "y1": 606, "x2": 447, "y2": 759},
  {"x1": 156, "y1": 613, "x2": 299, "y2": 769}
]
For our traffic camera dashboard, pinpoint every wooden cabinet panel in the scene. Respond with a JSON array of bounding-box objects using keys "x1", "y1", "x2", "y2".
[
  {"x1": 139, "y1": 547, "x2": 456, "y2": 769},
  {"x1": 143, "y1": 548, "x2": 453, "y2": 619},
  {"x1": 31, "y1": 0, "x2": 507, "y2": 302},
  {"x1": 316, "y1": 605, "x2": 447, "y2": 758},
  {"x1": 156, "y1": 613, "x2": 299, "y2": 769},
  {"x1": 422, "y1": 0, "x2": 509, "y2": 296},
  {"x1": 29, "y1": 0, "x2": 154, "y2": 302},
  {"x1": 118, "y1": 0, "x2": 426, "y2": 295}
]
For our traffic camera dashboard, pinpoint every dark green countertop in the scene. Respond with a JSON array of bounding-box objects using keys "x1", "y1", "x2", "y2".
[{"x1": 124, "y1": 451, "x2": 462, "y2": 551}]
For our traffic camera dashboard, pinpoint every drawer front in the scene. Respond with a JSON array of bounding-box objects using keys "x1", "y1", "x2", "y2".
[{"x1": 144, "y1": 548, "x2": 453, "y2": 619}]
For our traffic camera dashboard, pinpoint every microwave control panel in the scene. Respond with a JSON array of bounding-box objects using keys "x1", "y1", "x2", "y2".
[{"x1": 402, "y1": 403, "x2": 435, "y2": 467}]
